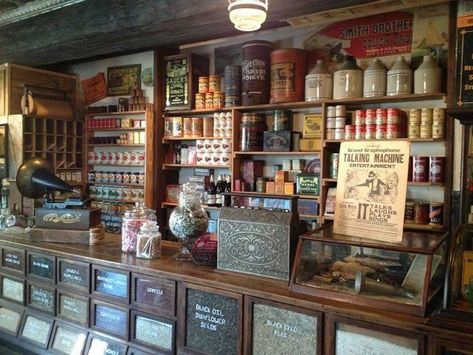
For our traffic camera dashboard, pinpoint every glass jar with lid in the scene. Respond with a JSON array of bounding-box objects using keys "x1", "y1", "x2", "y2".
[
  {"x1": 136, "y1": 220, "x2": 162, "y2": 259},
  {"x1": 121, "y1": 201, "x2": 156, "y2": 253}
]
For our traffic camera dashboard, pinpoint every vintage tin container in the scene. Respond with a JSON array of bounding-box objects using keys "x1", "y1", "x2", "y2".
[
  {"x1": 335, "y1": 116, "x2": 346, "y2": 129},
  {"x1": 355, "y1": 125, "x2": 365, "y2": 140},
  {"x1": 326, "y1": 116, "x2": 336, "y2": 129},
  {"x1": 404, "y1": 201, "x2": 415, "y2": 222},
  {"x1": 414, "y1": 202, "x2": 430, "y2": 224},
  {"x1": 270, "y1": 48, "x2": 307, "y2": 103},
  {"x1": 334, "y1": 128, "x2": 345, "y2": 140},
  {"x1": 412, "y1": 156, "x2": 429, "y2": 182},
  {"x1": 303, "y1": 114, "x2": 322, "y2": 137},
  {"x1": 420, "y1": 123, "x2": 432, "y2": 138},
  {"x1": 183, "y1": 117, "x2": 192, "y2": 137},
  {"x1": 408, "y1": 124, "x2": 421, "y2": 138},
  {"x1": 429, "y1": 203, "x2": 444, "y2": 226},
  {"x1": 218, "y1": 206, "x2": 298, "y2": 281},
  {"x1": 195, "y1": 93, "x2": 205, "y2": 110},
  {"x1": 198, "y1": 76, "x2": 209, "y2": 93},
  {"x1": 333, "y1": 56, "x2": 363, "y2": 99},
  {"x1": 345, "y1": 125, "x2": 355, "y2": 140},
  {"x1": 335, "y1": 105, "x2": 346, "y2": 117},
  {"x1": 325, "y1": 129, "x2": 335, "y2": 140},
  {"x1": 375, "y1": 124, "x2": 386, "y2": 139},
  {"x1": 205, "y1": 92, "x2": 213, "y2": 110},
  {"x1": 326, "y1": 106, "x2": 336, "y2": 118},
  {"x1": 386, "y1": 123, "x2": 399, "y2": 139},
  {"x1": 305, "y1": 59, "x2": 333, "y2": 101},
  {"x1": 365, "y1": 109, "x2": 376, "y2": 125},
  {"x1": 355, "y1": 110, "x2": 365, "y2": 125},
  {"x1": 375, "y1": 109, "x2": 387, "y2": 125},
  {"x1": 421, "y1": 108, "x2": 433, "y2": 124},
  {"x1": 433, "y1": 107, "x2": 445, "y2": 123},
  {"x1": 203, "y1": 116, "x2": 213, "y2": 137},
  {"x1": 191, "y1": 117, "x2": 203, "y2": 137},
  {"x1": 172, "y1": 117, "x2": 183, "y2": 137},
  {"x1": 213, "y1": 91, "x2": 224, "y2": 109},
  {"x1": 263, "y1": 130, "x2": 292, "y2": 152},
  {"x1": 409, "y1": 109, "x2": 421, "y2": 124},
  {"x1": 242, "y1": 40, "x2": 273, "y2": 105},
  {"x1": 296, "y1": 173, "x2": 320, "y2": 195},
  {"x1": 430, "y1": 156, "x2": 445, "y2": 183},
  {"x1": 273, "y1": 110, "x2": 292, "y2": 131},
  {"x1": 432, "y1": 122, "x2": 444, "y2": 139},
  {"x1": 329, "y1": 153, "x2": 339, "y2": 179},
  {"x1": 240, "y1": 113, "x2": 267, "y2": 151},
  {"x1": 224, "y1": 65, "x2": 241, "y2": 107},
  {"x1": 299, "y1": 138, "x2": 321, "y2": 151},
  {"x1": 209, "y1": 75, "x2": 221, "y2": 93},
  {"x1": 365, "y1": 124, "x2": 376, "y2": 139},
  {"x1": 164, "y1": 116, "x2": 173, "y2": 137}
]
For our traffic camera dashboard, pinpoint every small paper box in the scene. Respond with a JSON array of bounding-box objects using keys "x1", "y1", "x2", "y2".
[
  {"x1": 275, "y1": 181, "x2": 285, "y2": 195},
  {"x1": 266, "y1": 181, "x2": 275, "y2": 194},
  {"x1": 275, "y1": 170, "x2": 288, "y2": 183},
  {"x1": 303, "y1": 114, "x2": 322, "y2": 138},
  {"x1": 296, "y1": 173, "x2": 320, "y2": 196},
  {"x1": 299, "y1": 138, "x2": 322, "y2": 152},
  {"x1": 263, "y1": 130, "x2": 292, "y2": 152},
  {"x1": 284, "y1": 182, "x2": 295, "y2": 195}
]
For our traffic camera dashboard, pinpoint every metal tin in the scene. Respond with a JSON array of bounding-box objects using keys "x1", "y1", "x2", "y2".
[
  {"x1": 273, "y1": 110, "x2": 292, "y2": 131},
  {"x1": 326, "y1": 117, "x2": 336, "y2": 129},
  {"x1": 414, "y1": 202, "x2": 429, "y2": 224},
  {"x1": 365, "y1": 124, "x2": 376, "y2": 139},
  {"x1": 205, "y1": 92, "x2": 214, "y2": 110},
  {"x1": 270, "y1": 48, "x2": 307, "y2": 103},
  {"x1": 420, "y1": 123, "x2": 432, "y2": 139},
  {"x1": 433, "y1": 107, "x2": 445, "y2": 123},
  {"x1": 375, "y1": 124, "x2": 386, "y2": 139},
  {"x1": 164, "y1": 116, "x2": 173, "y2": 137},
  {"x1": 195, "y1": 93, "x2": 205, "y2": 110},
  {"x1": 408, "y1": 124, "x2": 421, "y2": 138},
  {"x1": 326, "y1": 106, "x2": 336, "y2": 118},
  {"x1": 203, "y1": 116, "x2": 213, "y2": 137},
  {"x1": 345, "y1": 125, "x2": 355, "y2": 140},
  {"x1": 192, "y1": 117, "x2": 203, "y2": 137},
  {"x1": 240, "y1": 113, "x2": 267, "y2": 151},
  {"x1": 335, "y1": 116, "x2": 346, "y2": 128},
  {"x1": 408, "y1": 109, "x2": 421, "y2": 124},
  {"x1": 429, "y1": 203, "x2": 443, "y2": 226},
  {"x1": 429, "y1": 156, "x2": 445, "y2": 183},
  {"x1": 421, "y1": 108, "x2": 433, "y2": 124},
  {"x1": 412, "y1": 156, "x2": 429, "y2": 182},
  {"x1": 198, "y1": 76, "x2": 209, "y2": 94},
  {"x1": 213, "y1": 91, "x2": 224, "y2": 109},
  {"x1": 183, "y1": 117, "x2": 192, "y2": 137},
  {"x1": 242, "y1": 40, "x2": 273, "y2": 105},
  {"x1": 172, "y1": 117, "x2": 183, "y2": 137},
  {"x1": 326, "y1": 129, "x2": 335, "y2": 140},
  {"x1": 404, "y1": 201, "x2": 415, "y2": 222},
  {"x1": 329, "y1": 153, "x2": 339, "y2": 179},
  {"x1": 432, "y1": 122, "x2": 444, "y2": 139},
  {"x1": 209, "y1": 75, "x2": 221, "y2": 93},
  {"x1": 386, "y1": 123, "x2": 399, "y2": 139},
  {"x1": 224, "y1": 65, "x2": 242, "y2": 106},
  {"x1": 355, "y1": 125, "x2": 365, "y2": 140},
  {"x1": 335, "y1": 105, "x2": 346, "y2": 117},
  {"x1": 387, "y1": 115, "x2": 400, "y2": 124},
  {"x1": 365, "y1": 109, "x2": 376, "y2": 125},
  {"x1": 256, "y1": 177, "x2": 266, "y2": 193},
  {"x1": 375, "y1": 108, "x2": 387, "y2": 124},
  {"x1": 355, "y1": 110, "x2": 365, "y2": 125},
  {"x1": 334, "y1": 128, "x2": 345, "y2": 140}
]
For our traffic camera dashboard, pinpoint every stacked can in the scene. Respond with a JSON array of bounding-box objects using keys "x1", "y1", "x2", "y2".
[
  {"x1": 432, "y1": 108, "x2": 445, "y2": 139},
  {"x1": 326, "y1": 106, "x2": 336, "y2": 139},
  {"x1": 386, "y1": 108, "x2": 400, "y2": 138},
  {"x1": 408, "y1": 108, "x2": 421, "y2": 138},
  {"x1": 411, "y1": 155, "x2": 445, "y2": 183},
  {"x1": 365, "y1": 109, "x2": 376, "y2": 139},
  {"x1": 335, "y1": 105, "x2": 346, "y2": 140},
  {"x1": 375, "y1": 108, "x2": 387, "y2": 139},
  {"x1": 213, "y1": 112, "x2": 232, "y2": 139},
  {"x1": 420, "y1": 108, "x2": 433, "y2": 138},
  {"x1": 354, "y1": 109, "x2": 365, "y2": 139},
  {"x1": 224, "y1": 65, "x2": 242, "y2": 107}
]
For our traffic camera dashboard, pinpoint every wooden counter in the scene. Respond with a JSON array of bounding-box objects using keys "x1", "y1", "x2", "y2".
[{"x1": 0, "y1": 233, "x2": 470, "y2": 354}]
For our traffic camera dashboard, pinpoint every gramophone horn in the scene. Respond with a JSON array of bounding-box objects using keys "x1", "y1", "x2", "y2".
[{"x1": 16, "y1": 158, "x2": 73, "y2": 199}]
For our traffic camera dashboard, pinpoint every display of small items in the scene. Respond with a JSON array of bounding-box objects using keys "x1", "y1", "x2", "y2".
[
  {"x1": 404, "y1": 200, "x2": 444, "y2": 227},
  {"x1": 88, "y1": 171, "x2": 145, "y2": 185},
  {"x1": 89, "y1": 185, "x2": 144, "y2": 202},
  {"x1": 87, "y1": 151, "x2": 145, "y2": 166},
  {"x1": 410, "y1": 156, "x2": 445, "y2": 184},
  {"x1": 164, "y1": 112, "x2": 232, "y2": 139},
  {"x1": 407, "y1": 108, "x2": 445, "y2": 139},
  {"x1": 195, "y1": 75, "x2": 225, "y2": 110},
  {"x1": 55, "y1": 171, "x2": 83, "y2": 184},
  {"x1": 89, "y1": 132, "x2": 145, "y2": 145},
  {"x1": 90, "y1": 200, "x2": 131, "y2": 233},
  {"x1": 87, "y1": 117, "x2": 145, "y2": 130}
]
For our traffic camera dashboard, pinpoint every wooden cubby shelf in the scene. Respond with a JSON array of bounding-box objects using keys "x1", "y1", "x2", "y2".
[
  {"x1": 87, "y1": 127, "x2": 145, "y2": 132},
  {"x1": 162, "y1": 137, "x2": 225, "y2": 142},
  {"x1": 87, "y1": 144, "x2": 145, "y2": 147},
  {"x1": 86, "y1": 110, "x2": 147, "y2": 116},
  {"x1": 324, "y1": 138, "x2": 446, "y2": 144}
]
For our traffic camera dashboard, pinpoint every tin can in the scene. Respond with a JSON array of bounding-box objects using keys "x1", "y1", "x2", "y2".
[
  {"x1": 429, "y1": 156, "x2": 445, "y2": 183},
  {"x1": 172, "y1": 117, "x2": 183, "y2": 137},
  {"x1": 429, "y1": 203, "x2": 444, "y2": 226},
  {"x1": 198, "y1": 76, "x2": 209, "y2": 94},
  {"x1": 240, "y1": 113, "x2": 266, "y2": 151},
  {"x1": 326, "y1": 117, "x2": 336, "y2": 129},
  {"x1": 345, "y1": 125, "x2": 355, "y2": 140},
  {"x1": 412, "y1": 156, "x2": 429, "y2": 182},
  {"x1": 242, "y1": 40, "x2": 273, "y2": 105},
  {"x1": 326, "y1": 106, "x2": 336, "y2": 118},
  {"x1": 203, "y1": 116, "x2": 213, "y2": 137},
  {"x1": 209, "y1": 76, "x2": 221, "y2": 93},
  {"x1": 355, "y1": 110, "x2": 365, "y2": 125},
  {"x1": 256, "y1": 177, "x2": 266, "y2": 193},
  {"x1": 133, "y1": 132, "x2": 140, "y2": 144},
  {"x1": 375, "y1": 124, "x2": 386, "y2": 139},
  {"x1": 273, "y1": 110, "x2": 292, "y2": 131},
  {"x1": 270, "y1": 48, "x2": 307, "y2": 103},
  {"x1": 408, "y1": 124, "x2": 420, "y2": 138},
  {"x1": 420, "y1": 123, "x2": 432, "y2": 138},
  {"x1": 432, "y1": 122, "x2": 444, "y2": 139},
  {"x1": 365, "y1": 109, "x2": 376, "y2": 125},
  {"x1": 335, "y1": 116, "x2": 346, "y2": 128},
  {"x1": 375, "y1": 108, "x2": 387, "y2": 124},
  {"x1": 408, "y1": 109, "x2": 421, "y2": 124},
  {"x1": 326, "y1": 129, "x2": 336, "y2": 140},
  {"x1": 192, "y1": 117, "x2": 203, "y2": 137},
  {"x1": 355, "y1": 125, "x2": 365, "y2": 140},
  {"x1": 433, "y1": 107, "x2": 445, "y2": 123},
  {"x1": 386, "y1": 123, "x2": 399, "y2": 139},
  {"x1": 336, "y1": 105, "x2": 346, "y2": 117},
  {"x1": 183, "y1": 117, "x2": 192, "y2": 137},
  {"x1": 213, "y1": 91, "x2": 224, "y2": 109},
  {"x1": 195, "y1": 93, "x2": 205, "y2": 110},
  {"x1": 335, "y1": 128, "x2": 345, "y2": 140},
  {"x1": 421, "y1": 108, "x2": 433, "y2": 124},
  {"x1": 205, "y1": 93, "x2": 214, "y2": 110},
  {"x1": 224, "y1": 65, "x2": 241, "y2": 107},
  {"x1": 414, "y1": 202, "x2": 430, "y2": 224},
  {"x1": 404, "y1": 201, "x2": 415, "y2": 222},
  {"x1": 365, "y1": 124, "x2": 376, "y2": 139},
  {"x1": 330, "y1": 153, "x2": 339, "y2": 179}
]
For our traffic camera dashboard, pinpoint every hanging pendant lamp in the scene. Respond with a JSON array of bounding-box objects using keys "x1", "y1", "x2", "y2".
[{"x1": 228, "y1": 0, "x2": 268, "y2": 32}]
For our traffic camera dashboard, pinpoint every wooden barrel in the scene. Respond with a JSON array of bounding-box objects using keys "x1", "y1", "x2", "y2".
[
  {"x1": 241, "y1": 40, "x2": 273, "y2": 106},
  {"x1": 270, "y1": 49, "x2": 307, "y2": 103}
]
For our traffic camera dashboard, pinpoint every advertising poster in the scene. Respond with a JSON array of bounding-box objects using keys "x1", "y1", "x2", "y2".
[{"x1": 334, "y1": 141, "x2": 410, "y2": 243}]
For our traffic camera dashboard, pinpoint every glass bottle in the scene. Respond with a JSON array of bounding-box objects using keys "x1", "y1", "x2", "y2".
[
  {"x1": 414, "y1": 54, "x2": 442, "y2": 94},
  {"x1": 333, "y1": 56, "x2": 363, "y2": 99},
  {"x1": 207, "y1": 175, "x2": 216, "y2": 206},
  {"x1": 121, "y1": 201, "x2": 156, "y2": 253},
  {"x1": 136, "y1": 221, "x2": 162, "y2": 259},
  {"x1": 305, "y1": 59, "x2": 333, "y2": 101},
  {"x1": 387, "y1": 56, "x2": 412, "y2": 96},
  {"x1": 215, "y1": 174, "x2": 223, "y2": 207}
]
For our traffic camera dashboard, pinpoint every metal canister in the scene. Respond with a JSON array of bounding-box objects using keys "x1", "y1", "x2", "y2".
[
  {"x1": 375, "y1": 124, "x2": 386, "y2": 139},
  {"x1": 326, "y1": 129, "x2": 336, "y2": 140},
  {"x1": 408, "y1": 109, "x2": 421, "y2": 124},
  {"x1": 183, "y1": 117, "x2": 192, "y2": 137},
  {"x1": 242, "y1": 40, "x2": 273, "y2": 105},
  {"x1": 408, "y1": 124, "x2": 420, "y2": 138},
  {"x1": 209, "y1": 75, "x2": 221, "y2": 93},
  {"x1": 198, "y1": 76, "x2": 209, "y2": 94},
  {"x1": 365, "y1": 109, "x2": 376, "y2": 125},
  {"x1": 365, "y1": 124, "x2": 376, "y2": 139},
  {"x1": 191, "y1": 117, "x2": 203, "y2": 138},
  {"x1": 273, "y1": 110, "x2": 292, "y2": 131},
  {"x1": 345, "y1": 125, "x2": 355, "y2": 140},
  {"x1": 386, "y1": 123, "x2": 399, "y2": 139},
  {"x1": 335, "y1": 116, "x2": 346, "y2": 128},
  {"x1": 387, "y1": 108, "x2": 400, "y2": 123},
  {"x1": 375, "y1": 109, "x2": 387, "y2": 125},
  {"x1": 326, "y1": 117, "x2": 336, "y2": 129},
  {"x1": 172, "y1": 117, "x2": 183, "y2": 137},
  {"x1": 421, "y1": 108, "x2": 433, "y2": 125},
  {"x1": 355, "y1": 125, "x2": 365, "y2": 140},
  {"x1": 205, "y1": 92, "x2": 214, "y2": 110},
  {"x1": 412, "y1": 156, "x2": 429, "y2": 182},
  {"x1": 195, "y1": 93, "x2": 205, "y2": 110},
  {"x1": 335, "y1": 128, "x2": 345, "y2": 140},
  {"x1": 414, "y1": 202, "x2": 430, "y2": 224},
  {"x1": 429, "y1": 156, "x2": 445, "y2": 183},
  {"x1": 224, "y1": 65, "x2": 242, "y2": 107},
  {"x1": 164, "y1": 116, "x2": 173, "y2": 137},
  {"x1": 270, "y1": 48, "x2": 307, "y2": 103},
  {"x1": 336, "y1": 105, "x2": 346, "y2": 117},
  {"x1": 432, "y1": 122, "x2": 444, "y2": 139},
  {"x1": 213, "y1": 91, "x2": 224, "y2": 109},
  {"x1": 433, "y1": 107, "x2": 445, "y2": 123},
  {"x1": 203, "y1": 116, "x2": 214, "y2": 137},
  {"x1": 329, "y1": 153, "x2": 339, "y2": 179},
  {"x1": 420, "y1": 123, "x2": 432, "y2": 138},
  {"x1": 429, "y1": 203, "x2": 444, "y2": 226},
  {"x1": 256, "y1": 177, "x2": 266, "y2": 193},
  {"x1": 326, "y1": 106, "x2": 336, "y2": 118},
  {"x1": 404, "y1": 201, "x2": 415, "y2": 222},
  {"x1": 355, "y1": 110, "x2": 365, "y2": 125},
  {"x1": 240, "y1": 113, "x2": 267, "y2": 151}
]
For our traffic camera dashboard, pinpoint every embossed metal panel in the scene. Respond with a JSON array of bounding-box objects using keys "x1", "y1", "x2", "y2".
[{"x1": 217, "y1": 207, "x2": 294, "y2": 280}]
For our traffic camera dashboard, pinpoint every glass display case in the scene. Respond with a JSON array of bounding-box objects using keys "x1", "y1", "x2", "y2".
[{"x1": 290, "y1": 224, "x2": 448, "y2": 316}]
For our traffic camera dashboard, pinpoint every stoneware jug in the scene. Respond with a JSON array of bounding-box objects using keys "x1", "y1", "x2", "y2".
[
  {"x1": 305, "y1": 59, "x2": 333, "y2": 101},
  {"x1": 387, "y1": 56, "x2": 412, "y2": 96},
  {"x1": 414, "y1": 54, "x2": 442, "y2": 94},
  {"x1": 363, "y1": 58, "x2": 387, "y2": 97},
  {"x1": 333, "y1": 56, "x2": 363, "y2": 100}
]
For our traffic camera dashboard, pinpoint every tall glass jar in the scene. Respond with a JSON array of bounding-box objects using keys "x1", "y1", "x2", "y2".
[
  {"x1": 136, "y1": 221, "x2": 162, "y2": 259},
  {"x1": 121, "y1": 202, "x2": 156, "y2": 253},
  {"x1": 169, "y1": 182, "x2": 209, "y2": 260}
]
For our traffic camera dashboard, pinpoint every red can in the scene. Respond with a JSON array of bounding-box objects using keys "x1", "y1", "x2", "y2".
[
  {"x1": 386, "y1": 123, "x2": 399, "y2": 139},
  {"x1": 365, "y1": 109, "x2": 376, "y2": 124},
  {"x1": 365, "y1": 124, "x2": 376, "y2": 139},
  {"x1": 375, "y1": 124, "x2": 386, "y2": 139},
  {"x1": 414, "y1": 202, "x2": 430, "y2": 224},
  {"x1": 355, "y1": 125, "x2": 365, "y2": 140},
  {"x1": 412, "y1": 156, "x2": 429, "y2": 182},
  {"x1": 429, "y1": 156, "x2": 445, "y2": 183},
  {"x1": 429, "y1": 203, "x2": 443, "y2": 225},
  {"x1": 376, "y1": 108, "x2": 387, "y2": 124},
  {"x1": 345, "y1": 125, "x2": 355, "y2": 140},
  {"x1": 270, "y1": 49, "x2": 307, "y2": 103}
]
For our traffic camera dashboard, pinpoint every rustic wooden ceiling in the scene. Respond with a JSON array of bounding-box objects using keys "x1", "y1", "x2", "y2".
[{"x1": 0, "y1": 0, "x2": 378, "y2": 66}]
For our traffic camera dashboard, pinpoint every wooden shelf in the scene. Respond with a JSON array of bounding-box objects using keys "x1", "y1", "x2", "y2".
[
  {"x1": 299, "y1": 214, "x2": 320, "y2": 219},
  {"x1": 87, "y1": 127, "x2": 145, "y2": 132},
  {"x1": 231, "y1": 191, "x2": 319, "y2": 199},
  {"x1": 404, "y1": 222, "x2": 444, "y2": 231},
  {"x1": 323, "y1": 178, "x2": 337, "y2": 183},
  {"x1": 92, "y1": 198, "x2": 140, "y2": 204},
  {"x1": 234, "y1": 151, "x2": 320, "y2": 155},
  {"x1": 88, "y1": 163, "x2": 145, "y2": 167},
  {"x1": 164, "y1": 108, "x2": 232, "y2": 115},
  {"x1": 162, "y1": 137, "x2": 225, "y2": 141},
  {"x1": 86, "y1": 110, "x2": 147, "y2": 116},
  {"x1": 162, "y1": 202, "x2": 221, "y2": 211},
  {"x1": 162, "y1": 164, "x2": 230, "y2": 169},
  {"x1": 324, "y1": 138, "x2": 445, "y2": 144},
  {"x1": 329, "y1": 93, "x2": 446, "y2": 105},
  {"x1": 87, "y1": 181, "x2": 144, "y2": 188},
  {"x1": 408, "y1": 182, "x2": 445, "y2": 187},
  {"x1": 88, "y1": 144, "x2": 145, "y2": 147}
]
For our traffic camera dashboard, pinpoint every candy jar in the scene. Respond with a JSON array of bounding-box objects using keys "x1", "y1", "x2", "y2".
[
  {"x1": 169, "y1": 182, "x2": 208, "y2": 261},
  {"x1": 136, "y1": 221, "x2": 162, "y2": 259},
  {"x1": 121, "y1": 201, "x2": 156, "y2": 253}
]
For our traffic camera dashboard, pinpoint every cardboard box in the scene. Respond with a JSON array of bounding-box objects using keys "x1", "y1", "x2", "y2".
[
  {"x1": 298, "y1": 199, "x2": 319, "y2": 215},
  {"x1": 263, "y1": 130, "x2": 292, "y2": 152},
  {"x1": 275, "y1": 170, "x2": 288, "y2": 183},
  {"x1": 284, "y1": 182, "x2": 295, "y2": 195},
  {"x1": 275, "y1": 181, "x2": 285, "y2": 195},
  {"x1": 299, "y1": 138, "x2": 322, "y2": 152},
  {"x1": 303, "y1": 114, "x2": 322, "y2": 138},
  {"x1": 296, "y1": 173, "x2": 320, "y2": 195},
  {"x1": 266, "y1": 181, "x2": 275, "y2": 194}
]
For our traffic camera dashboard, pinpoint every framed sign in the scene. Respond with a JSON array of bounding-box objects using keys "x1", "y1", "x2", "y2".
[
  {"x1": 107, "y1": 64, "x2": 141, "y2": 96},
  {"x1": 456, "y1": 24, "x2": 473, "y2": 108}
]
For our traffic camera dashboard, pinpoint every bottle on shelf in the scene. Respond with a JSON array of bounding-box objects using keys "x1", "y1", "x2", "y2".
[
  {"x1": 207, "y1": 175, "x2": 216, "y2": 207},
  {"x1": 225, "y1": 174, "x2": 231, "y2": 193},
  {"x1": 215, "y1": 175, "x2": 224, "y2": 207},
  {"x1": 175, "y1": 143, "x2": 181, "y2": 164}
]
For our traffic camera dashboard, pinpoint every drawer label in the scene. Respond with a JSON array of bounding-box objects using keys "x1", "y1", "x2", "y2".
[{"x1": 95, "y1": 269, "x2": 128, "y2": 299}]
